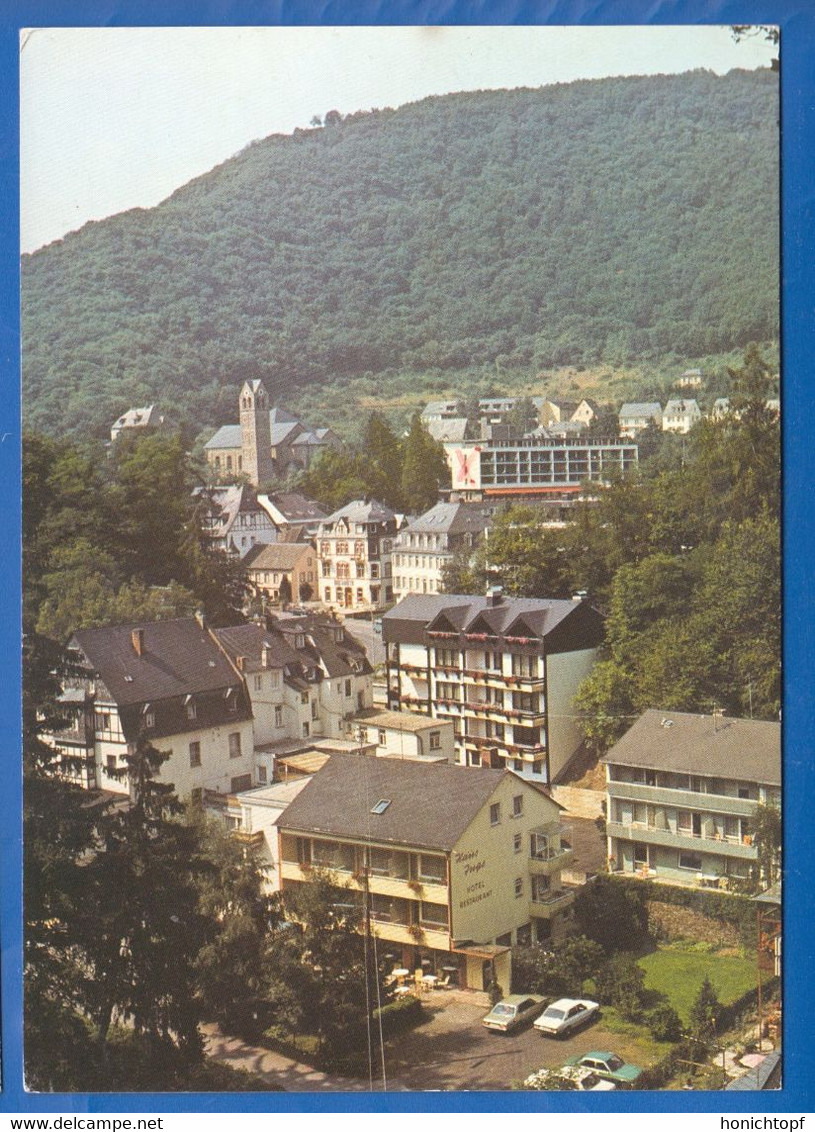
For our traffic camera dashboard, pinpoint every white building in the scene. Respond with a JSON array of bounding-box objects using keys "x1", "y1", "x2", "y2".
[
  {"x1": 212, "y1": 613, "x2": 374, "y2": 784},
  {"x1": 662, "y1": 399, "x2": 702, "y2": 433},
  {"x1": 316, "y1": 499, "x2": 405, "y2": 611},
  {"x1": 618, "y1": 402, "x2": 662, "y2": 437},
  {"x1": 195, "y1": 484, "x2": 281, "y2": 557},
  {"x1": 392, "y1": 501, "x2": 494, "y2": 600},
  {"x1": 383, "y1": 589, "x2": 604, "y2": 784},
  {"x1": 349, "y1": 708, "x2": 455, "y2": 764},
  {"x1": 53, "y1": 617, "x2": 255, "y2": 801}
]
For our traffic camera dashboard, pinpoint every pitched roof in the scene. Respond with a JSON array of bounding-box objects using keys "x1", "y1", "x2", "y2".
[
  {"x1": 400, "y1": 501, "x2": 493, "y2": 537},
  {"x1": 383, "y1": 593, "x2": 603, "y2": 651},
  {"x1": 322, "y1": 499, "x2": 398, "y2": 525},
  {"x1": 425, "y1": 418, "x2": 469, "y2": 443},
  {"x1": 112, "y1": 404, "x2": 162, "y2": 431},
  {"x1": 213, "y1": 615, "x2": 371, "y2": 681},
  {"x1": 601, "y1": 709, "x2": 780, "y2": 786},
  {"x1": 354, "y1": 708, "x2": 451, "y2": 733},
  {"x1": 243, "y1": 542, "x2": 312, "y2": 572},
  {"x1": 619, "y1": 402, "x2": 662, "y2": 417},
  {"x1": 664, "y1": 399, "x2": 700, "y2": 413},
  {"x1": 204, "y1": 412, "x2": 304, "y2": 451},
  {"x1": 204, "y1": 424, "x2": 242, "y2": 450},
  {"x1": 277, "y1": 753, "x2": 509, "y2": 850},
  {"x1": 68, "y1": 618, "x2": 244, "y2": 706},
  {"x1": 259, "y1": 492, "x2": 327, "y2": 523}
]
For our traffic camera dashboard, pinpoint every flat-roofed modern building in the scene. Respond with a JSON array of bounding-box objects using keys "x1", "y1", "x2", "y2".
[
  {"x1": 276, "y1": 754, "x2": 575, "y2": 991},
  {"x1": 383, "y1": 589, "x2": 604, "y2": 784},
  {"x1": 603, "y1": 710, "x2": 781, "y2": 888},
  {"x1": 444, "y1": 435, "x2": 637, "y2": 503}
]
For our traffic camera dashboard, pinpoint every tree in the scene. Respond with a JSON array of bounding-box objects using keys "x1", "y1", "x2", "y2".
[
  {"x1": 688, "y1": 976, "x2": 720, "y2": 1039},
  {"x1": 362, "y1": 412, "x2": 404, "y2": 510},
  {"x1": 266, "y1": 872, "x2": 388, "y2": 1069},
  {"x1": 574, "y1": 875, "x2": 649, "y2": 952},
  {"x1": 278, "y1": 575, "x2": 293, "y2": 605},
  {"x1": 506, "y1": 395, "x2": 539, "y2": 437},
  {"x1": 511, "y1": 935, "x2": 604, "y2": 996},
  {"x1": 594, "y1": 953, "x2": 647, "y2": 1021},
  {"x1": 400, "y1": 412, "x2": 449, "y2": 513},
  {"x1": 751, "y1": 801, "x2": 781, "y2": 886}
]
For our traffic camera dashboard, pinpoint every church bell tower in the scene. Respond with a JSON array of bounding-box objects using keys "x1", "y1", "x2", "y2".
[{"x1": 239, "y1": 379, "x2": 274, "y2": 487}]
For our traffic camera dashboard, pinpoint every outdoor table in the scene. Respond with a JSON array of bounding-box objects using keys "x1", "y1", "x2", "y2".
[
  {"x1": 392, "y1": 968, "x2": 410, "y2": 980},
  {"x1": 421, "y1": 974, "x2": 438, "y2": 991}
]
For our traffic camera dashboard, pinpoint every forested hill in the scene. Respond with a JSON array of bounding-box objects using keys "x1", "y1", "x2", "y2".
[{"x1": 22, "y1": 68, "x2": 779, "y2": 441}]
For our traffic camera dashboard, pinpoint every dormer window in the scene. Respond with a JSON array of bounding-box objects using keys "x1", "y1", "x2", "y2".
[
  {"x1": 225, "y1": 689, "x2": 237, "y2": 713},
  {"x1": 185, "y1": 694, "x2": 197, "y2": 722},
  {"x1": 295, "y1": 633, "x2": 305, "y2": 650},
  {"x1": 142, "y1": 704, "x2": 155, "y2": 729}
]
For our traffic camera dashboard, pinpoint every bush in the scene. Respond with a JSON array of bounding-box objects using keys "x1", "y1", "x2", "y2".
[
  {"x1": 511, "y1": 936, "x2": 605, "y2": 996},
  {"x1": 594, "y1": 954, "x2": 647, "y2": 1021},
  {"x1": 574, "y1": 875, "x2": 650, "y2": 952},
  {"x1": 646, "y1": 1003, "x2": 684, "y2": 1042},
  {"x1": 374, "y1": 993, "x2": 424, "y2": 1036},
  {"x1": 612, "y1": 877, "x2": 758, "y2": 948}
]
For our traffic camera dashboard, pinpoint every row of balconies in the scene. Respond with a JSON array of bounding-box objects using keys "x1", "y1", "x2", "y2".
[
  {"x1": 606, "y1": 821, "x2": 759, "y2": 859},
  {"x1": 606, "y1": 780, "x2": 760, "y2": 816}
]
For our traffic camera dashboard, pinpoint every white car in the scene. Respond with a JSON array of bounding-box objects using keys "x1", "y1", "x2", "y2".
[
  {"x1": 533, "y1": 997, "x2": 600, "y2": 1037},
  {"x1": 523, "y1": 1066, "x2": 616, "y2": 1092}
]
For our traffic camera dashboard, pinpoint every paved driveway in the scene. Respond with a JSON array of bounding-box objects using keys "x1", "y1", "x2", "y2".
[{"x1": 206, "y1": 991, "x2": 640, "y2": 1092}]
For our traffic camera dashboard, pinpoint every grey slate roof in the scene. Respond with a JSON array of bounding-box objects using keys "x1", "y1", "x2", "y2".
[
  {"x1": 204, "y1": 424, "x2": 242, "y2": 450},
  {"x1": 425, "y1": 418, "x2": 469, "y2": 443},
  {"x1": 619, "y1": 402, "x2": 662, "y2": 418},
  {"x1": 260, "y1": 492, "x2": 327, "y2": 523},
  {"x1": 400, "y1": 501, "x2": 493, "y2": 537},
  {"x1": 383, "y1": 593, "x2": 603, "y2": 651},
  {"x1": 322, "y1": 499, "x2": 398, "y2": 525},
  {"x1": 601, "y1": 709, "x2": 780, "y2": 786},
  {"x1": 277, "y1": 753, "x2": 508, "y2": 850},
  {"x1": 204, "y1": 410, "x2": 303, "y2": 451},
  {"x1": 69, "y1": 618, "x2": 243, "y2": 706},
  {"x1": 214, "y1": 615, "x2": 371, "y2": 681}
]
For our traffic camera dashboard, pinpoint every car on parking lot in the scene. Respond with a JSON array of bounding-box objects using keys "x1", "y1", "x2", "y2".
[
  {"x1": 565, "y1": 1051, "x2": 643, "y2": 1086},
  {"x1": 481, "y1": 994, "x2": 546, "y2": 1033},
  {"x1": 533, "y1": 997, "x2": 600, "y2": 1037},
  {"x1": 523, "y1": 1066, "x2": 616, "y2": 1091}
]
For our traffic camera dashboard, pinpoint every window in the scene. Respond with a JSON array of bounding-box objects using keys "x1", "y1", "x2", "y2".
[
  {"x1": 144, "y1": 710, "x2": 155, "y2": 729},
  {"x1": 311, "y1": 699, "x2": 318, "y2": 720},
  {"x1": 633, "y1": 842, "x2": 649, "y2": 867},
  {"x1": 490, "y1": 802, "x2": 501, "y2": 826},
  {"x1": 645, "y1": 769, "x2": 657, "y2": 787},
  {"x1": 106, "y1": 754, "x2": 116, "y2": 772},
  {"x1": 378, "y1": 729, "x2": 387, "y2": 746},
  {"x1": 417, "y1": 854, "x2": 446, "y2": 884},
  {"x1": 254, "y1": 674, "x2": 263, "y2": 691},
  {"x1": 513, "y1": 832, "x2": 522, "y2": 854},
  {"x1": 531, "y1": 874, "x2": 551, "y2": 901},
  {"x1": 514, "y1": 877, "x2": 523, "y2": 898},
  {"x1": 189, "y1": 741, "x2": 201, "y2": 768},
  {"x1": 302, "y1": 722, "x2": 310, "y2": 738},
  {"x1": 429, "y1": 730, "x2": 441, "y2": 750},
  {"x1": 274, "y1": 705, "x2": 283, "y2": 728},
  {"x1": 530, "y1": 833, "x2": 549, "y2": 860},
  {"x1": 678, "y1": 851, "x2": 703, "y2": 871},
  {"x1": 512, "y1": 794, "x2": 523, "y2": 817},
  {"x1": 356, "y1": 588, "x2": 364, "y2": 602},
  {"x1": 226, "y1": 690, "x2": 237, "y2": 714},
  {"x1": 345, "y1": 679, "x2": 352, "y2": 697},
  {"x1": 301, "y1": 692, "x2": 309, "y2": 705},
  {"x1": 228, "y1": 732, "x2": 242, "y2": 759},
  {"x1": 186, "y1": 700, "x2": 197, "y2": 722},
  {"x1": 420, "y1": 902, "x2": 449, "y2": 929},
  {"x1": 257, "y1": 765, "x2": 267, "y2": 784}
]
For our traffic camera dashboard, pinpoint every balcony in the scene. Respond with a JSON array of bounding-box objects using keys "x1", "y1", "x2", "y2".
[
  {"x1": 529, "y1": 848, "x2": 575, "y2": 874},
  {"x1": 529, "y1": 889, "x2": 574, "y2": 919},
  {"x1": 280, "y1": 860, "x2": 448, "y2": 905},
  {"x1": 606, "y1": 821, "x2": 759, "y2": 859},
  {"x1": 606, "y1": 780, "x2": 758, "y2": 816},
  {"x1": 368, "y1": 920, "x2": 450, "y2": 950}
]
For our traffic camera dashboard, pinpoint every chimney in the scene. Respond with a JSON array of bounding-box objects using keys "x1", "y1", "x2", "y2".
[
  {"x1": 236, "y1": 656, "x2": 246, "y2": 672},
  {"x1": 261, "y1": 643, "x2": 271, "y2": 669},
  {"x1": 131, "y1": 628, "x2": 144, "y2": 656},
  {"x1": 486, "y1": 585, "x2": 503, "y2": 607},
  {"x1": 195, "y1": 608, "x2": 206, "y2": 629}
]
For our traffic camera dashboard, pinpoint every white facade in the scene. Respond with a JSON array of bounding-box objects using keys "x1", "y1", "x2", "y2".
[
  {"x1": 662, "y1": 399, "x2": 702, "y2": 433},
  {"x1": 349, "y1": 710, "x2": 455, "y2": 764}
]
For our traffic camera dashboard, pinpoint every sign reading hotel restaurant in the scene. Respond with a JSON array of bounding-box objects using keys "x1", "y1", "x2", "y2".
[{"x1": 454, "y1": 847, "x2": 493, "y2": 909}]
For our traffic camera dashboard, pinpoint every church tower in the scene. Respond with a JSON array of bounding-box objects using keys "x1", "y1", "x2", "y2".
[{"x1": 239, "y1": 380, "x2": 274, "y2": 486}]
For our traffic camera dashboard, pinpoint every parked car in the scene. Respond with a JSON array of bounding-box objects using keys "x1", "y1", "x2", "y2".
[
  {"x1": 482, "y1": 994, "x2": 546, "y2": 1033},
  {"x1": 533, "y1": 997, "x2": 600, "y2": 1037},
  {"x1": 523, "y1": 1066, "x2": 616, "y2": 1092},
  {"x1": 373, "y1": 618, "x2": 383, "y2": 634},
  {"x1": 565, "y1": 1051, "x2": 643, "y2": 1086}
]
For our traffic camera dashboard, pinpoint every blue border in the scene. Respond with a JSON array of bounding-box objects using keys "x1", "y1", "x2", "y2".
[{"x1": 3, "y1": 0, "x2": 812, "y2": 1114}]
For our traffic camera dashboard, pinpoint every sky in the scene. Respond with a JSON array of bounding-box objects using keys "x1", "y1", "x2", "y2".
[{"x1": 19, "y1": 24, "x2": 776, "y2": 254}]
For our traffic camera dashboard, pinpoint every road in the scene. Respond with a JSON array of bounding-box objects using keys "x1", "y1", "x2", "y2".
[{"x1": 343, "y1": 613, "x2": 386, "y2": 669}]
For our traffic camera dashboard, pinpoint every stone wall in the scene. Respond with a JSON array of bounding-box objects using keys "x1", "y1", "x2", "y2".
[{"x1": 648, "y1": 899, "x2": 743, "y2": 948}]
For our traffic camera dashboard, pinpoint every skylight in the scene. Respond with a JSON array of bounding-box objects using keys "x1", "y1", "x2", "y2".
[{"x1": 370, "y1": 799, "x2": 391, "y2": 815}]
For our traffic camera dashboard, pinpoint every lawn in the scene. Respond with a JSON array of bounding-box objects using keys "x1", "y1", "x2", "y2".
[{"x1": 638, "y1": 945, "x2": 757, "y2": 1022}]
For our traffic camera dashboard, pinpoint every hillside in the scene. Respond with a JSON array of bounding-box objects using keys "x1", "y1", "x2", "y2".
[{"x1": 22, "y1": 68, "x2": 779, "y2": 442}]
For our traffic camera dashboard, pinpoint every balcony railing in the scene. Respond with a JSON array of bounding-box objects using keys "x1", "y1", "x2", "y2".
[
  {"x1": 606, "y1": 821, "x2": 758, "y2": 859},
  {"x1": 528, "y1": 889, "x2": 574, "y2": 918}
]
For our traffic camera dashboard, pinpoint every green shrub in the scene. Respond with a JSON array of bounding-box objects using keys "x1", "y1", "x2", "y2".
[
  {"x1": 595, "y1": 954, "x2": 647, "y2": 1021},
  {"x1": 374, "y1": 993, "x2": 424, "y2": 1035},
  {"x1": 646, "y1": 1003, "x2": 684, "y2": 1042}
]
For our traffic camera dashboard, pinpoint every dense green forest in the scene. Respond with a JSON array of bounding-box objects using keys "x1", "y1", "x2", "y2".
[{"x1": 22, "y1": 68, "x2": 778, "y2": 442}]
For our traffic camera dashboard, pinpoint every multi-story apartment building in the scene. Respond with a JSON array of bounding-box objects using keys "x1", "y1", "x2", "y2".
[
  {"x1": 392, "y1": 501, "x2": 494, "y2": 600},
  {"x1": 52, "y1": 617, "x2": 255, "y2": 800},
  {"x1": 382, "y1": 589, "x2": 604, "y2": 783},
  {"x1": 276, "y1": 754, "x2": 575, "y2": 990},
  {"x1": 212, "y1": 613, "x2": 373, "y2": 783},
  {"x1": 444, "y1": 435, "x2": 637, "y2": 503},
  {"x1": 316, "y1": 500, "x2": 405, "y2": 611},
  {"x1": 603, "y1": 710, "x2": 781, "y2": 887}
]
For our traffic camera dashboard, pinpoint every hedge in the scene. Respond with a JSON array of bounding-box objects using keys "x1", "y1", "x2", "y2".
[
  {"x1": 374, "y1": 993, "x2": 424, "y2": 1036},
  {"x1": 609, "y1": 877, "x2": 758, "y2": 948}
]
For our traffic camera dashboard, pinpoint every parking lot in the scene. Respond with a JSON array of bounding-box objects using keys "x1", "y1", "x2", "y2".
[{"x1": 379, "y1": 990, "x2": 645, "y2": 1091}]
